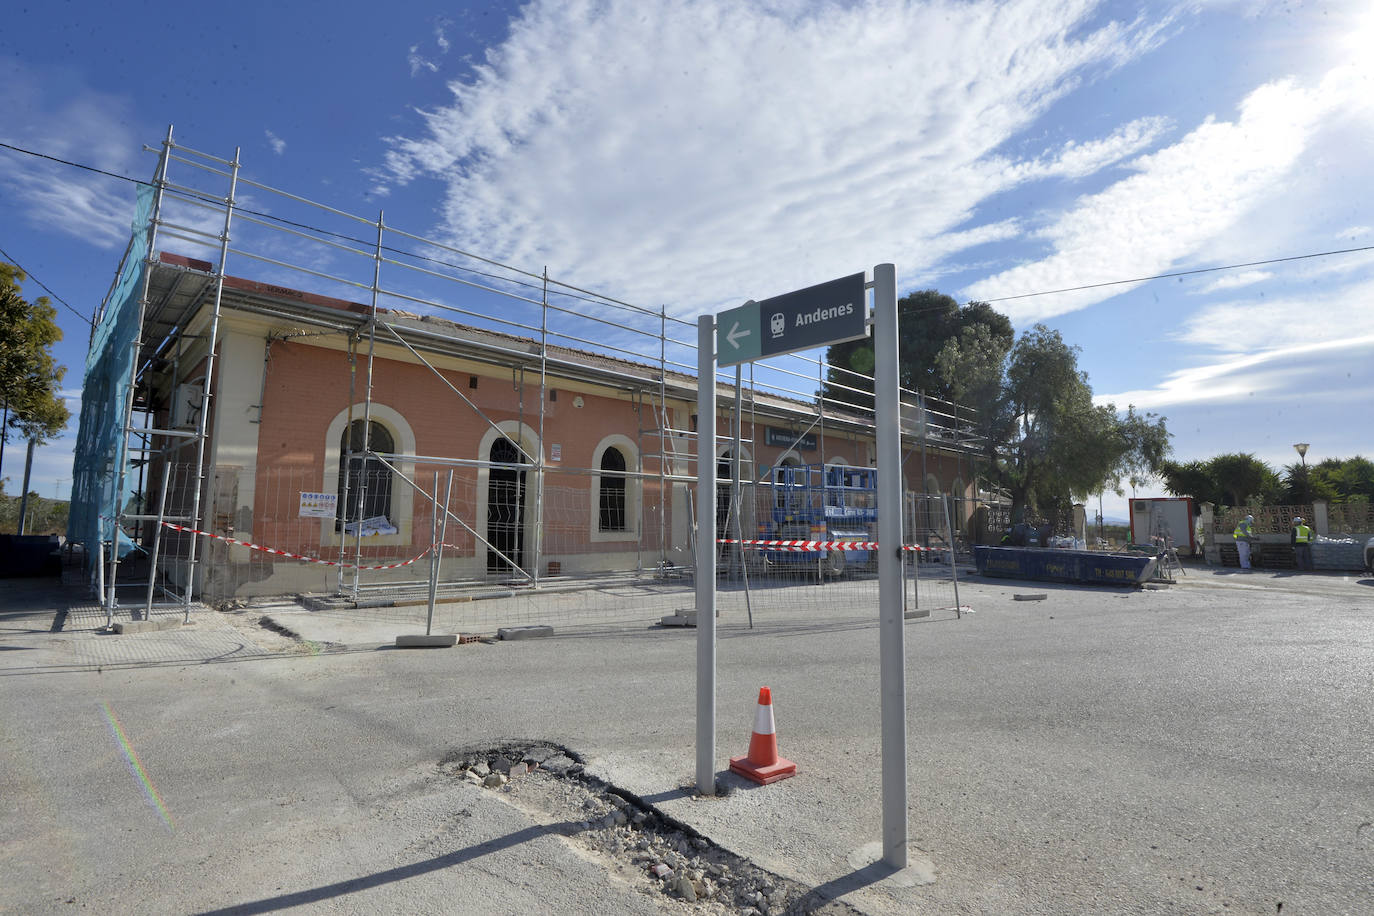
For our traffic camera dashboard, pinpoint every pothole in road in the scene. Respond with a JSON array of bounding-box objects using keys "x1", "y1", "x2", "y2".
[{"x1": 441, "y1": 742, "x2": 859, "y2": 915}]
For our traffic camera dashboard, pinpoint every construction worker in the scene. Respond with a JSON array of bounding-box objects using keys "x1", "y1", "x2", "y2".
[
  {"x1": 1233, "y1": 514, "x2": 1256, "y2": 570},
  {"x1": 1291, "y1": 516, "x2": 1313, "y2": 571}
]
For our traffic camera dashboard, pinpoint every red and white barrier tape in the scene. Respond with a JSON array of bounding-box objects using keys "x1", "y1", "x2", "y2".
[
  {"x1": 159, "y1": 522, "x2": 433, "y2": 570},
  {"x1": 155, "y1": 523, "x2": 941, "y2": 566},
  {"x1": 717, "y1": 539, "x2": 941, "y2": 553}
]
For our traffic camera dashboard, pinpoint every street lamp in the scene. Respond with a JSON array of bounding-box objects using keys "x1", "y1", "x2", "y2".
[{"x1": 1293, "y1": 443, "x2": 1311, "y2": 505}]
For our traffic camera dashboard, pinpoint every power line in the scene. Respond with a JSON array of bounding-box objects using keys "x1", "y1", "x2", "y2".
[
  {"x1": 0, "y1": 140, "x2": 640, "y2": 316},
  {"x1": 976, "y1": 246, "x2": 1374, "y2": 303},
  {"x1": 0, "y1": 141, "x2": 151, "y2": 190},
  {"x1": 7, "y1": 138, "x2": 1373, "y2": 317},
  {"x1": 0, "y1": 243, "x2": 94, "y2": 327}
]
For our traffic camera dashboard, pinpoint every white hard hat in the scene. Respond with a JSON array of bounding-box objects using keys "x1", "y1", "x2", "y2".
[
  {"x1": 1245, "y1": 515, "x2": 1254, "y2": 522},
  {"x1": 1293, "y1": 517, "x2": 1303, "y2": 523}
]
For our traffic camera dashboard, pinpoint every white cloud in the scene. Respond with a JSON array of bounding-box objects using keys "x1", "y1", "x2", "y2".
[
  {"x1": 1006, "y1": 116, "x2": 1172, "y2": 182},
  {"x1": 0, "y1": 62, "x2": 143, "y2": 249},
  {"x1": 1192, "y1": 270, "x2": 1272, "y2": 293},
  {"x1": 265, "y1": 130, "x2": 286, "y2": 155},
  {"x1": 1175, "y1": 277, "x2": 1374, "y2": 354},
  {"x1": 380, "y1": 0, "x2": 1168, "y2": 314},
  {"x1": 408, "y1": 45, "x2": 439, "y2": 76},
  {"x1": 1096, "y1": 333, "x2": 1374, "y2": 410},
  {"x1": 1094, "y1": 270, "x2": 1374, "y2": 412},
  {"x1": 963, "y1": 62, "x2": 1370, "y2": 323}
]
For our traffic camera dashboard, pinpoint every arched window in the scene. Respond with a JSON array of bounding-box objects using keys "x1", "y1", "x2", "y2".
[
  {"x1": 589, "y1": 435, "x2": 640, "y2": 542},
  {"x1": 599, "y1": 446, "x2": 628, "y2": 531},
  {"x1": 337, "y1": 419, "x2": 394, "y2": 529}
]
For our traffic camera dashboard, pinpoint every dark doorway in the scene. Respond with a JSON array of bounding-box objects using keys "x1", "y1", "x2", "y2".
[{"x1": 487, "y1": 437, "x2": 526, "y2": 573}]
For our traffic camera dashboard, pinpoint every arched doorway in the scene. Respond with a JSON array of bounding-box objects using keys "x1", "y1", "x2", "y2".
[{"x1": 487, "y1": 437, "x2": 527, "y2": 573}]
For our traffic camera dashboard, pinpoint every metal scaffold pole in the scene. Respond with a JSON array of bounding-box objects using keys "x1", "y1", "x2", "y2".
[
  {"x1": 659, "y1": 305, "x2": 668, "y2": 565},
  {"x1": 106, "y1": 125, "x2": 174, "y2": 617},
  {"x1": 144, "y1": 465, "x2": 171, "y2": 619},
  {"x1": 337, "y1": 334, "x2": 358, "y2": 592},
  {"x1": 534, "y1": 268, "x2": 548, "y2": 588},
  {"x1": 732, "y1": 366, "x2": 753, "y2": 628},
  {"x1": 182, "y1": 142, "x2": 240, "y2": 615},
  {"x1": 351, "y1": 211, "x2": 384, "y2": 594}
]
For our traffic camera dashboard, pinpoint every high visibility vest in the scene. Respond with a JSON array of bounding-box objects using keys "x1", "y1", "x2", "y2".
[
  {"x1": 1294, "y1": 524, "x2": 1312, "y2": 543},
  {"x1": 1233, "y1": 522, "x2": 1252, "y2": 540}
]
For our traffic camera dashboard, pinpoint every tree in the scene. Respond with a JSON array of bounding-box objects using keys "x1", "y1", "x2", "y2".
[
  {"x1": 1280, "y1": 462, "x2": 1333, "y2": 505},
  {"x1": 0, "y1": 263, "x2": 70, "y2": 523},
  {"x1": 821, "y1": 290, "x2": 1013, "y2": 409},
  {"x1": 1159, "y1": 459, "x2": 1222, "y2": 507},
  {"x1": 1160, "y1": 453, "x2": 1281, "y2": 507},
  {"x1": 938, "y1": 323, "x2": 1169, "y2": 521},
  {"x1": 0, "y1": 263, "x2": 69, "y2": 445},
  {"x1": 1307, "y1": 456, "x2": 1374, "y2": 503},
  {"x1": 935, "y1": 321, "x2": 1015, "y2": 459}
]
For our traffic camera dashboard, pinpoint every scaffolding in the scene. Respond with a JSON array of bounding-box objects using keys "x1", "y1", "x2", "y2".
[{"x1": 71, "y1": 129, "x2": 986, "y2": 619}]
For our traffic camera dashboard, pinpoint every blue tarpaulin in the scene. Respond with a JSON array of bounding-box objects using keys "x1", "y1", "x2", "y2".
[{"x1": 68, "y1": 183, "x2": 155, "y2": 557}]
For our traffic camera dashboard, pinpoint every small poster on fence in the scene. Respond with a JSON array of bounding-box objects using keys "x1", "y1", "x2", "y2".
[{"x1": 298, "y1": 491, "x2": 338, "y2": 519}]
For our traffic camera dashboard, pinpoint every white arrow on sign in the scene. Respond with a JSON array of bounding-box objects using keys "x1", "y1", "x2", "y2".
[{"x1": 726, "y1": 322, "x2": 752, "y2": 349}]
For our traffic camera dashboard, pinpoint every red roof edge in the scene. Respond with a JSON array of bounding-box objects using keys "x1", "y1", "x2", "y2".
[{"x1": 157, "y1": 251, "x2": 370, "y2": 316}]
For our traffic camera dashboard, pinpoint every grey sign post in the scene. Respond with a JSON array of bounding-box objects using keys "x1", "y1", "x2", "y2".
[
  {"x1": 696, "y1": 315, "x2": 718, "y2": 796},
  {"x1": 697, "y1": 267, "x2": 908, "y2": 870},
  {"x1": 872, "y1": 263, "x2": 907, "y2": 869}
]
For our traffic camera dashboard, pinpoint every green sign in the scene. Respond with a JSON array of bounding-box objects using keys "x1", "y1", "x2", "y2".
[
  {"x1": 717, "y1": 300, "x2": 762, "y2": 366},
  {"x1": 717, "y1": 273, "x2": 868, "y2": 367}
]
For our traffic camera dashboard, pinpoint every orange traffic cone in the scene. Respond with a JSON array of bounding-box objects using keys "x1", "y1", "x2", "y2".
[{"x1": 729, "y1": 686, "x2": 797, "y2": 784}]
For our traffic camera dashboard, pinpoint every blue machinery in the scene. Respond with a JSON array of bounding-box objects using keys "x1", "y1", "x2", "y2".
[{"x1": 763, "y1": 463, "x2": 878, "y2": 575}]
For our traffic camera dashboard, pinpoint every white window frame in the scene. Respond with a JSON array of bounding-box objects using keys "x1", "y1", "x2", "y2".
[{"x1": 590, "y1": 434, "x2": 641, "y2": 543}]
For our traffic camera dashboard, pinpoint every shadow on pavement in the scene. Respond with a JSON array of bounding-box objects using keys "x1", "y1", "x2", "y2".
[
  {"x1": 197, "y1": 819, "x2": 583, "y2": 915},
  {"x1": 794, "y1": 858, "x2": 905, "y2": 911}
]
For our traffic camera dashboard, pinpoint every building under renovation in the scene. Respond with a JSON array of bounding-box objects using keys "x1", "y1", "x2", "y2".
[{"x1": 70, "y1": 132, "x2": 982, "y2": 620}]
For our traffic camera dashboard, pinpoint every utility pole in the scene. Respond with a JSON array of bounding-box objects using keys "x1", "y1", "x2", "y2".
[{"x1": 17, "y1": 438, "x2": 35, "y2": 536}]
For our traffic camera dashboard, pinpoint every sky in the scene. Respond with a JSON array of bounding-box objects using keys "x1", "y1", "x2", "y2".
[{"x1": 2, "y1": 0, "x2": 1372, "y2": 522}]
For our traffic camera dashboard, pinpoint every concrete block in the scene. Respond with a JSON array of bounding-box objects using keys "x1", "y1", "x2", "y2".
[
  {"x1": 903, "y1": 609, "x2": 931, "y2": 619},
  {"x1": 394, "y1": 634, "x2": 458, "y2": 648},
  {"x1": 1013, "y1": 593, "x2": 1048, "y2": 601},
  {"x1": 112, "y1": 618, "x2": 183, "y2": 635},
  {"x1": 659, "y1": 612, "x2": 697, "y2": 627},
  {"x1": 498, "y1": 625, "x2": 554, "y2": 641}
]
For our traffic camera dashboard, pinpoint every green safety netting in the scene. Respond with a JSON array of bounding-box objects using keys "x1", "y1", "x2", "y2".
[{"x1": 68, "y1": 183, "x2": 155, "y2": 557}]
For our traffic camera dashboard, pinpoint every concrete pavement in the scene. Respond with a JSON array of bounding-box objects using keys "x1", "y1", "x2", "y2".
[{"x1": 3, "y1": 563, "x2": 1372, "y2": 914}]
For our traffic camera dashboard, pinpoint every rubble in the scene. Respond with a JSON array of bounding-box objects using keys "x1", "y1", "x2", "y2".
[{"x1": 441, "y1": 742, "x2": 858, "y2": 914}]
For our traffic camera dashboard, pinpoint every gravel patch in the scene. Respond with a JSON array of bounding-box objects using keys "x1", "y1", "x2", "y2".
[{"x1": 442, "y1": 742, "x2": 860, "y2": 915}]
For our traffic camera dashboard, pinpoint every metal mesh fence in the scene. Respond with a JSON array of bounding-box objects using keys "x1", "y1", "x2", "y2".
[
  {"x1": 170, "y1": 461, "x2": 691, "y2": 601},
  {"x1": 712, "y1": 482, "x2": 964, "y2": 626},
  {"x1": 139, "y1": 458, "x2": 966, "y2": 631}
]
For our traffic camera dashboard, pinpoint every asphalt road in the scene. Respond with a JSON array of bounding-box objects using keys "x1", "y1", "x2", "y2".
[{"x1": 2, "y1": 565, "x2": 1371, "y2": 914}]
